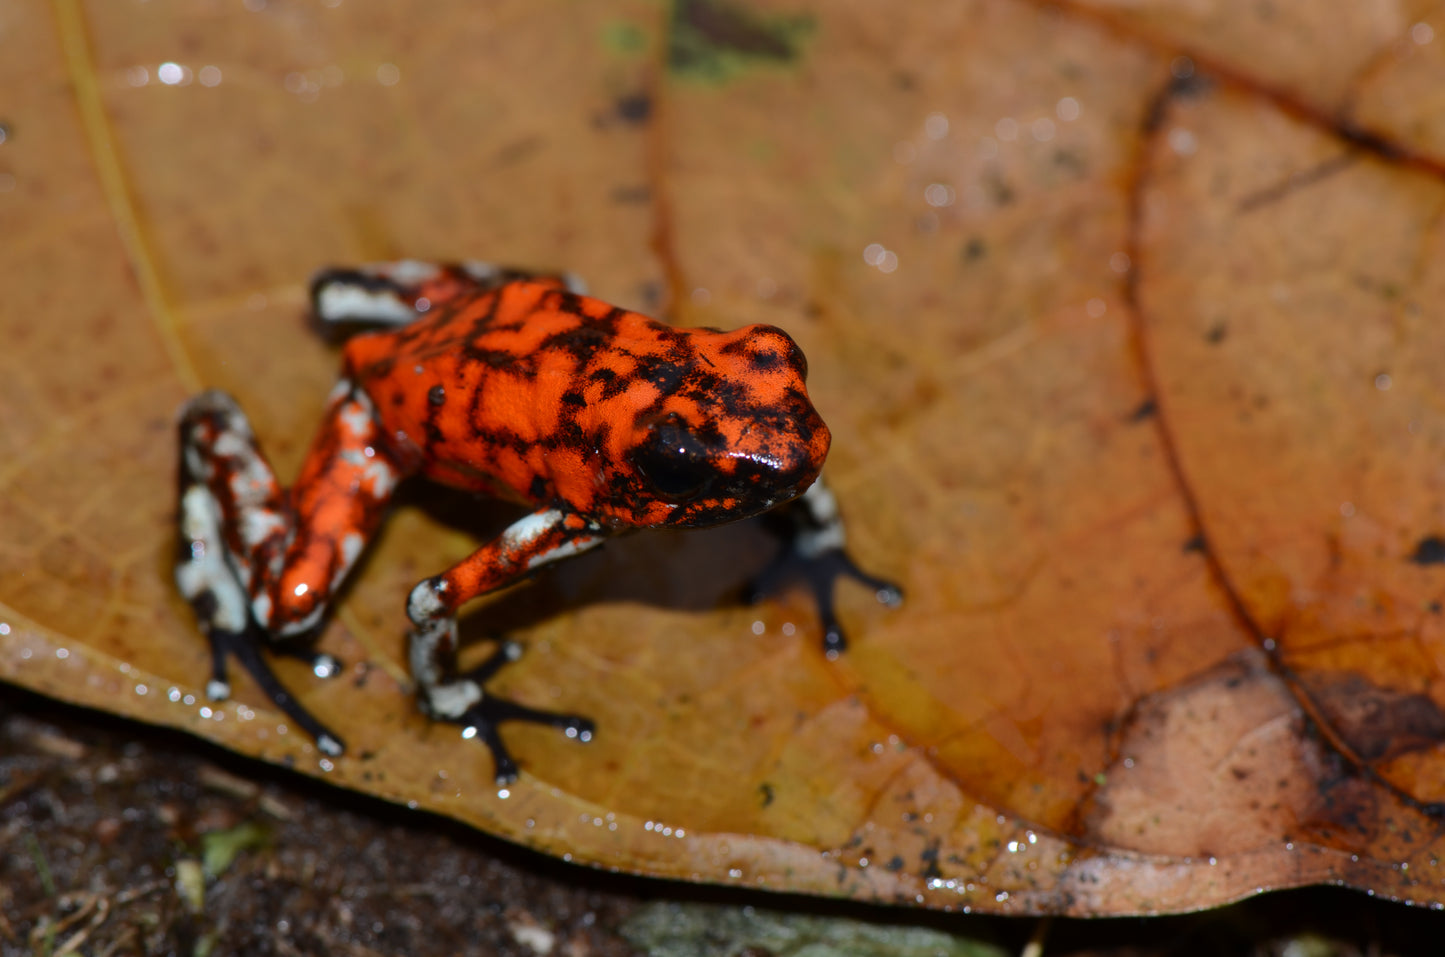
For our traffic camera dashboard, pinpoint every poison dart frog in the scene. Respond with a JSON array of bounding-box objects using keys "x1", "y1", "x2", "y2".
[{"x1": 175, "y1": 261, "x2": 900, "y2": 783}]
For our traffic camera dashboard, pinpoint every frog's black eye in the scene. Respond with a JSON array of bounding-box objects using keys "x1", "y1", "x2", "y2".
[{"x1": 633, "y1": 416, "x2": 713, "y2": 501}]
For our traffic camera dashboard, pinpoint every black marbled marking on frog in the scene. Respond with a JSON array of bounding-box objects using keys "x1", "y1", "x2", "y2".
[
  {"x1": 587, "y1": 366, "x2": 633, "y2": 401},
  {"x1": 462, "y1": 286, "x2": 507, "y2": 342},
  {"x1": 421, "y1": 386, "x2": 449, "y2": 452}
]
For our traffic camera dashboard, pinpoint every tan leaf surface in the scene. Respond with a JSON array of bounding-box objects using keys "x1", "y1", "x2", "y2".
[{"x1": 5, "y1": 0, "x2": 1445, "y2": 916}]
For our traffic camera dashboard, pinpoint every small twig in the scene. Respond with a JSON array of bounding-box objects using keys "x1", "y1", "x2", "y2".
[
  {"x1": 24, "y1": 833, "x2": 56, "y2": 898},
  {"x1": 1020, "y1": 916, "x2": 1053, "y2": 957}
]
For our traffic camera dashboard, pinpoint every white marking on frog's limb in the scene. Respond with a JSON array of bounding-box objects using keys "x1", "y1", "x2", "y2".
[
  {"x1": 407, "y1": 612, "x2": 482, "y2": 720},
  {"x1": 240, "y1": 509, "x2": 287, "y2": 549},
  {"x1": 496, "y1": 508, "x2": 604, "y2": 570},
  {"x1": 314, "y1": 282, "x2": 417, "y2": 325},
  {"x1": 180, "y1": 390, "x2": 254, "y2": 438},
  {"x1": 183, "y1": 446, "x2": 211, "y2": 481},
  {"x1": 175, "y1": 485, "x2": 250, "y2": 634},
  {"x1": 506, "y1": 508, "x2": 561, "y2": 543},
  {"x1": 374, "y1": 259, "x2": 444, "y2": 284},
  {"x1": 526, "y1": 532, "x2": 604, "y2": 569},
  {"x1": 210, "y1": 431, "x2": 249, "y2": 458},
  {"x1": 275, "y1": 603, "x2": 325, "y2": 638},
  {"x1": 201, "y1": 420, "x2": 285, "y2": 515},
  {"x1": 793, "y1": 477, "x2": 847, "y2": 558},
  {"x1": 405, "y1": 579, "x2": 457, "y2": 709},
  {"x1": 336, "y1": 387, "x2": 377, "y2": 439},
  {"x1": 250, "y1": 592, "x2": 273, "y2": 628},
  {"x1": 407, "y1": 576, "x2": 448, "y2": 625},
  {"x1": 326, "y1": 377, "x2": 354, "y2": 405},
  {"x1": 361, "y1": 457, "x2": 398, "y2": 499},
  {"x1": 333, "y1": 532, "x2": 365, "y2": 586},
  {"x1": 424, "y1": 680, "x2": 484, "y2": 721},
  {"x1": 460, "y1": 260, "x2": 503, "y2": 285},
  {"x1": 459, "y1": 260, "x2": 588, "y2": 294}
]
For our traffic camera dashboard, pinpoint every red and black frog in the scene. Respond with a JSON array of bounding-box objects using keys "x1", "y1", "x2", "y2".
[{"x1": 175, "y1": 261, "x2": 900, "y2": 783}]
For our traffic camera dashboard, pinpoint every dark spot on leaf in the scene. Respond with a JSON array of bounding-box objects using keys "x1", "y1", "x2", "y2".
[
  {"x1": 886, "y1": 856, "x2": 904, "y2": 872},
  {"x1": 758, "y1": 782, "x2": 774, "y2": 807},
  {"x1": 1169, "y1": 73, "x2": 1214, "y2": 101},
  {"x1": 1053, "y1": 148, "x2": 1087, "y2": 176},
  {"x1": 1128, "y1": 398, "x2": 1157, "y2": 422},
  {"x1": 984, "y1": 171, "x2": 1015, "y2": 206},
  {"x1": 919, "y1": 841, "x2": 943, "y2": 880},
  {"x1": 1409, "y1": 536, "x2": 1445, "y2": 565},
  {"x1": 610, "y1": 185, "x2": 651, "y2": 204},
  {"x1": 961, "y1": 237, "x2": 987, "y2": 263},
  {"x1": 1304, "y1": 671, "x2": 1445, "y2": 763},
  {"x1": 615, "y1": 92, "x2": 651, "y2": 124}
]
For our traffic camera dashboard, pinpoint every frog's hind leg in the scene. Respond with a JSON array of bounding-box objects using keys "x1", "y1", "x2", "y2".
[
  {"x1": 175, "y1": 384, "x2": 405, "y2": 756},
  {"x1": 311, "y1": 260, "x2": 586, "y2": 328}
]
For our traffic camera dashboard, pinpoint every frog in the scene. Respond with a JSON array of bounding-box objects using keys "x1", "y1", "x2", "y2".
[{"x1": 174, "y1": 260, "x2": 900, "y2": 783}]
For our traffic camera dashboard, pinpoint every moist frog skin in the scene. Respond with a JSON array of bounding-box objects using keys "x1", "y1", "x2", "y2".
[{"x1": 175, "y1": 260, "x2": 899, "y2": 783}]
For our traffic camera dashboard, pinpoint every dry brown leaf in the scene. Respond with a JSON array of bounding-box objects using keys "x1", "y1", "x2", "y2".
[{"x1": 5, "y1": 0, "x2": 1445, "y2": 916}]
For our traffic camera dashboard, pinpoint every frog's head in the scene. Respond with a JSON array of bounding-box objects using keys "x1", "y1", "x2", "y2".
[{"x1": 613, "y1": 323, "x2": 830, "y2": 529}]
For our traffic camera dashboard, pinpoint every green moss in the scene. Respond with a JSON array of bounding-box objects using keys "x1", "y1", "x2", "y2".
[
  {"x1": 668, "y1": 0, "x2": 814, "y2": 82},
  {"x1": 602, "y1": 19, "x2": 650, "y2": 57}
]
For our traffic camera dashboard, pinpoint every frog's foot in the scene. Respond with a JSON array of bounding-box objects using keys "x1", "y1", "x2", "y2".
[
  {"x1": 423, "y1": 642, "x2": 594, "y2": 785},
  {"x1": 202, "y1": 623, "x2": 347, "y2": 757},
  {"x1": 746, "y1": 478, "x2": 903, "y2": 657}
]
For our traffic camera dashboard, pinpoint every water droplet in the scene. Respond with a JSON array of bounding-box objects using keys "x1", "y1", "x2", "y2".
[
  {"x1": 157, "y1": 62, "x2": 188, "y2": 85},
  {"x1": 1168, "y1": 128, "x2": 1197, "y2": 156}
]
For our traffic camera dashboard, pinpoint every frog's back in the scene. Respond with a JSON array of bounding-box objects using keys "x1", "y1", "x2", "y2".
[{"x1": 340, "y1": 280, "x2": 642, "y2": 499}]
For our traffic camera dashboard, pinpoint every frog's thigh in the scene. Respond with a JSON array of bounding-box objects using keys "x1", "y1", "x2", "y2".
[{"x1": 267, "y1": 382, "x2": 403, "y2": 636}]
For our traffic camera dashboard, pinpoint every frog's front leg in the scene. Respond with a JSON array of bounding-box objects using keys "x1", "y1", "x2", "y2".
[
  {"x1": 405, "y1": 509, "x2": 607, "y2": 783},
  {"x1": 746, "y1": 477, "x2": 903, "y2": 657},
  {"x1": 175, "y1": 383, "x2": 404, "y2": 755}
]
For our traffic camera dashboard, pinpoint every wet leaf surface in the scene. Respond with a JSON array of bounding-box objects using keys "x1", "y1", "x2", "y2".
[{"x1": 6, "y1": 0, "x2": 1445, "y2": 917}]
